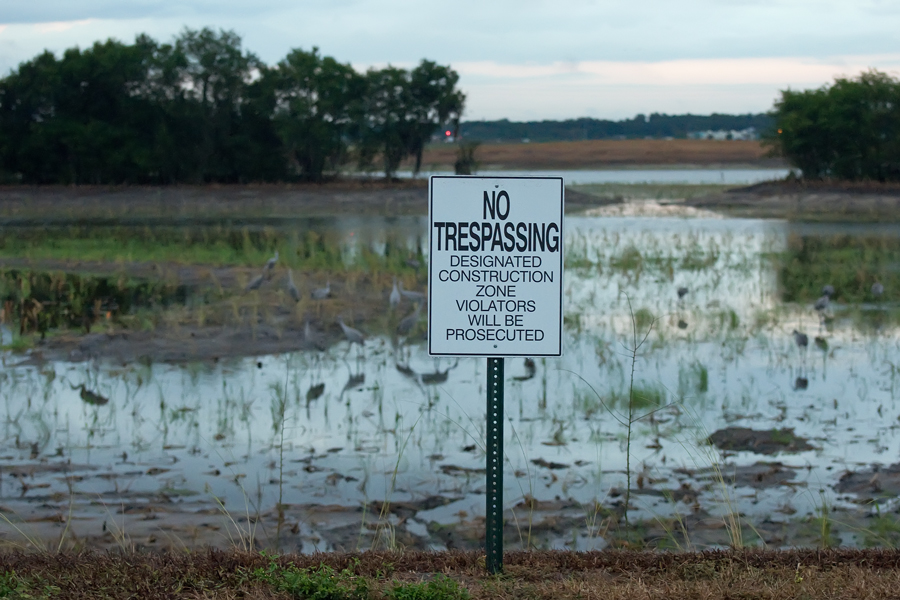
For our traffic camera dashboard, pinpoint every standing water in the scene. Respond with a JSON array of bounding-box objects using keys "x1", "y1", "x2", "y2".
[{"x1": 2, "y1": 210, "x2": 899, "y2": 551}]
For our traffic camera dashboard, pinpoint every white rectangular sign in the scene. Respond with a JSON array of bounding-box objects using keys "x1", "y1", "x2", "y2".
[{"x1": 428, "y1": 176, "x2": 564, "y2": 357}]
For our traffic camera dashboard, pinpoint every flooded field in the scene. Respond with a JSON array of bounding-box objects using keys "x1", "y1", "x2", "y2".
[{"x1": 3, "y1": 194, "x2": 900, "y2": 553}]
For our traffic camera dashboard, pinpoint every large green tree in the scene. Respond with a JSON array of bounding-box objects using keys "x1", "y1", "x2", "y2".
[
  {"x1": 0, "y1": 31, "x2": 466, "y2": 184},
  {"x1": 270, "y1": 48, "x2": 365, "y2": 181},
  {"x1": 0, "y1": 39, "x2": 160, "y2": 183},
  {"x1": 174, "y1": 28, "x2": 276, "y2": 182},
  {"x1": 767, "y1": 70, "x2": 900, "y2": 181},
  {"x1": 359, "y1": 61, "x2": 464, "y2": 179}
]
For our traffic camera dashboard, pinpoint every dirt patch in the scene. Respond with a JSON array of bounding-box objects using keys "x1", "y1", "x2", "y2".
[
  {"x1": 835, "y1": 463, "x2": 900, "y2": 499},
  {"x1": 0, "y1": 182, "x2": 618, "y2": 220},
  {"x1": 414, "y1": 139, "x2": 782, "y2": 170},
  {"x1": 706, "y1": 427, "x2": 815, "y2": 455},
  {"x1": 20, "y1": 269, "x2": 408, "y2": 363},
  {"x1": 0, "y1": 180, "x2": 430, "y2": 221},
  {"x1": 687, "y1": 179, "x2": 900, "y2": 221}
]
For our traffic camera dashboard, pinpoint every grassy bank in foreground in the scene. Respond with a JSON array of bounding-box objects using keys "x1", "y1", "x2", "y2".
[{"x1": 1, "y1": 548, "x2": 898, "y2": 599}]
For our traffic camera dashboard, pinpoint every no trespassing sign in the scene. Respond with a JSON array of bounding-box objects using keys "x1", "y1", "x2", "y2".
[{"x1": 428, "y1": 176, "x2": 564, "y2": 357}]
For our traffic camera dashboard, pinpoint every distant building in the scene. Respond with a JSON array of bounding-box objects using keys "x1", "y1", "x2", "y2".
[{"x1": 688, "y1": 127, "x2": 759, "y2": 141}]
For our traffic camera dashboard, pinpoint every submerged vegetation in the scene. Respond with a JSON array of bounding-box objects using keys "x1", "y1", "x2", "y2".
[
  {"x1": 777, "y1": 232, "x2": 900, "y2": 303},
  {"x1": 3, "y1": 190, "x2": 900, "y2": 562}
]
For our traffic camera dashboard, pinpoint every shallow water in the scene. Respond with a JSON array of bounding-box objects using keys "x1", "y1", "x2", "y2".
[{"x1": 3, "y1": 212, "x2": 900, "y2": 549}]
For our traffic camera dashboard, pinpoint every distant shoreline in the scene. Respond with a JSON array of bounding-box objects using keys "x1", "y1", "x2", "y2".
[{"x1": 410, "y1": 139, "x2": 785, "y2": 171}]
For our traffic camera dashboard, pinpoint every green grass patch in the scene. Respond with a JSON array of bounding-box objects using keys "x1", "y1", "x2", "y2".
[
  {"x1": 386, "y1": 575, "x2": 470, "y2": 600},
  {"x1": 630, "y1": 384, "x2": 666, "y2": 411},
  {"x1": 247, "y1": 560, "x2": 369, "y2": 600},
  {"x1": 775, "y1": 233, "x2": 900, "y2": 303}
]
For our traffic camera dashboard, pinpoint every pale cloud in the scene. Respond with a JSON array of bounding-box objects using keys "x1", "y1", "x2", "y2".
[
  {"x1": 1, "y1": 2, "x2": 899, "y2": 119},
  {"x1": 35, "y1": 19, "x2": 96, "y2": 34},
  {"x1": 455, "y1": 56, "x2": 900, "y2": 86}
]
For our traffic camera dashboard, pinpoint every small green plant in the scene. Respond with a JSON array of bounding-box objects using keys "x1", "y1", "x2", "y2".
[
  {"x1": 0, "y1": 570, "x2": 59, "y2": 599},
  {"x1": 454, "y1": 141, "x2": 480, "y2": 175},
  {"x1": 249, "y1": 560, "x2": 368, "y2": 600},
  {"x1": 1, "y1": 335, "x2": 33, "y2": 353},
  {"x1": 386, "y1": 575, "x2": 470, "y2": 600},
  {"x1": 611, "y1": 246, "x2": 643, "y2": 273},
  {"x1": 0, "y1": 571, "x2": 26, "y2": 597}
]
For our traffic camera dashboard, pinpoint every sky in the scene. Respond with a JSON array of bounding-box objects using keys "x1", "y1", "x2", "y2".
[{"x1": 1, "y1": 1, "x2": 899, "y2": 121}]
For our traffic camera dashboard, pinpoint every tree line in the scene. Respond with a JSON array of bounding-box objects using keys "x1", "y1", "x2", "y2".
[
  {"x1": 0, "y1": 28, "x2": 464, "y2": 184},
  {"x1": 767, "y1": 70, "x2": 900, "y2": 182},
  {"x1": 460, "y1": 113, "x2": 773, "y2": 142}
]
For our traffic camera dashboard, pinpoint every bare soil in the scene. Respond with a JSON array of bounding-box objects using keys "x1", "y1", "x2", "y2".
[
  {"x1": 0, "y1": 180, "x2": 431, "y2": 221},
  {"x1": 413, "y1": 139, "x2": 783, "y2": 170},
  {"x1": 685, "y1": 179, "x2": 900, "y2": 221}
]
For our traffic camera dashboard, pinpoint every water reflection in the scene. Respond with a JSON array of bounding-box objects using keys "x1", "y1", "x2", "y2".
[{"x1": 4, "y1": 214, "x2": 900, "y2": 549}]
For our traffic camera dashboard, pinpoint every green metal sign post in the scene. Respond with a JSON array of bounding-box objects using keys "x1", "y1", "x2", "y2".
[{"x1": 485, "y1": 357, "x2": 505, "y2": 574}]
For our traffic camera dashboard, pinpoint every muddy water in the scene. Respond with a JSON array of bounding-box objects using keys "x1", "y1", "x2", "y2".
[{"x1": 3, "y1": 212, "x2": 900, "y2": 551}]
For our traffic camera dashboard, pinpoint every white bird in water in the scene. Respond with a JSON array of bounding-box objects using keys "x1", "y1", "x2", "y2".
[
  {"x1": 264, "y1": 250, "x2": 279, "y2": 274},
  {"x1": 311, "y1": 281, "x2": 331, "y2": 300},
  {"x1": 337, "y1": 316, "x2": 366, "y2": 347},
  {"x1": 286, "y1": 269, "x2": 300, "y2": 302},
  {"x1": 389, "y1": 278, "x2": 401, "y2": 309}
]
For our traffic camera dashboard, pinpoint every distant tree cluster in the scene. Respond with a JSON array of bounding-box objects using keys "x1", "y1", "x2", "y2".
[
  {"x1": 460, "y1": 113, "x2": 773, "y2": 143},
  {"x1": 767, "y1": 70, "x2": 900, "y2": 181},
  {"x1": 0, "y1": 28, "x2": 464, "y2": 184}
]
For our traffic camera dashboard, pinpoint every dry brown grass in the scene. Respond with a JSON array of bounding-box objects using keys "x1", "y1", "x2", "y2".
[
  {"x1": 414, "y1": 139, "x2": 779, "y2": 170},
  {"x1": 3, "y1": 548, "x2": 900, "y2": 599}
]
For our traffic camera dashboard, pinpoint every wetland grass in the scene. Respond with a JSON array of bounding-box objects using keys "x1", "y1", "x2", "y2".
[{"x1": 8, "y1": 200, "x2": 900, "y2": 561}]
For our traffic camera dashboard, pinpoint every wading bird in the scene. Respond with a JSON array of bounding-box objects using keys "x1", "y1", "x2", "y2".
[
  {"x1": 304, "y1": 319, "x2": 326, "y2": 352},
  {"x1": 399, "y1": 281, "x2": 426, "y2": 302},
  {"x1": 872, "y1": 280, "x2": 884, "y2": 298},
  {"x1": 245, "y1": 272, "x2": 265, "y2": 291},
  {"x1": 337, "y1": 316, "x2": 366, "y2": 347},
  {"x1": 814, "y1": 294, "x2": 829, "y2": 312},
  {"x1": 792, "y1": 329, "x2": 809, "y2": 349},
  {"x1": 397, "y1": 301, "x2": 422, "y2": 336},
  {"x1": 389, "y1": 278, "x2": 401, "y2": 309},
  {"x1": 264, "y1": 250, "x2": 279, "y2": 274},
  {"x1": 677, "y1": 287, "x2": 689, "y2": 299},
  {"x1": 286, "y1": 269, "x2": 300, "y2": 302},
  {"x1": 70, "y1": 384, "x2": 109, "y2": 406},
  {"x1": 311, "y1": 281, "x2": 331, "y2": 300}
]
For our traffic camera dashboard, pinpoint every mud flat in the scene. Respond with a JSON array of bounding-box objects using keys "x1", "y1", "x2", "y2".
[
  {"x1": 413, "y1": 139, "x2": 783, "y2": 170},
  {"x1": 686, "y1": 179, "x2": 900, "y2": 221}
]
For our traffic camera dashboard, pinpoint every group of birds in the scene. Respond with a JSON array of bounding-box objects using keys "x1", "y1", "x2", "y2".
[
  {"x1": 244, "y1": 250, "x2": 429, "y2": 354},
  {"x1": 812, "y1": 280, "x2": 884, "y2": 315},
  {"x1": 245, "y1": 250, "x2": 331, "y2": 302},
  {"x1": 793, "y1": 279, "x2": 886, "y2": 351}
]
